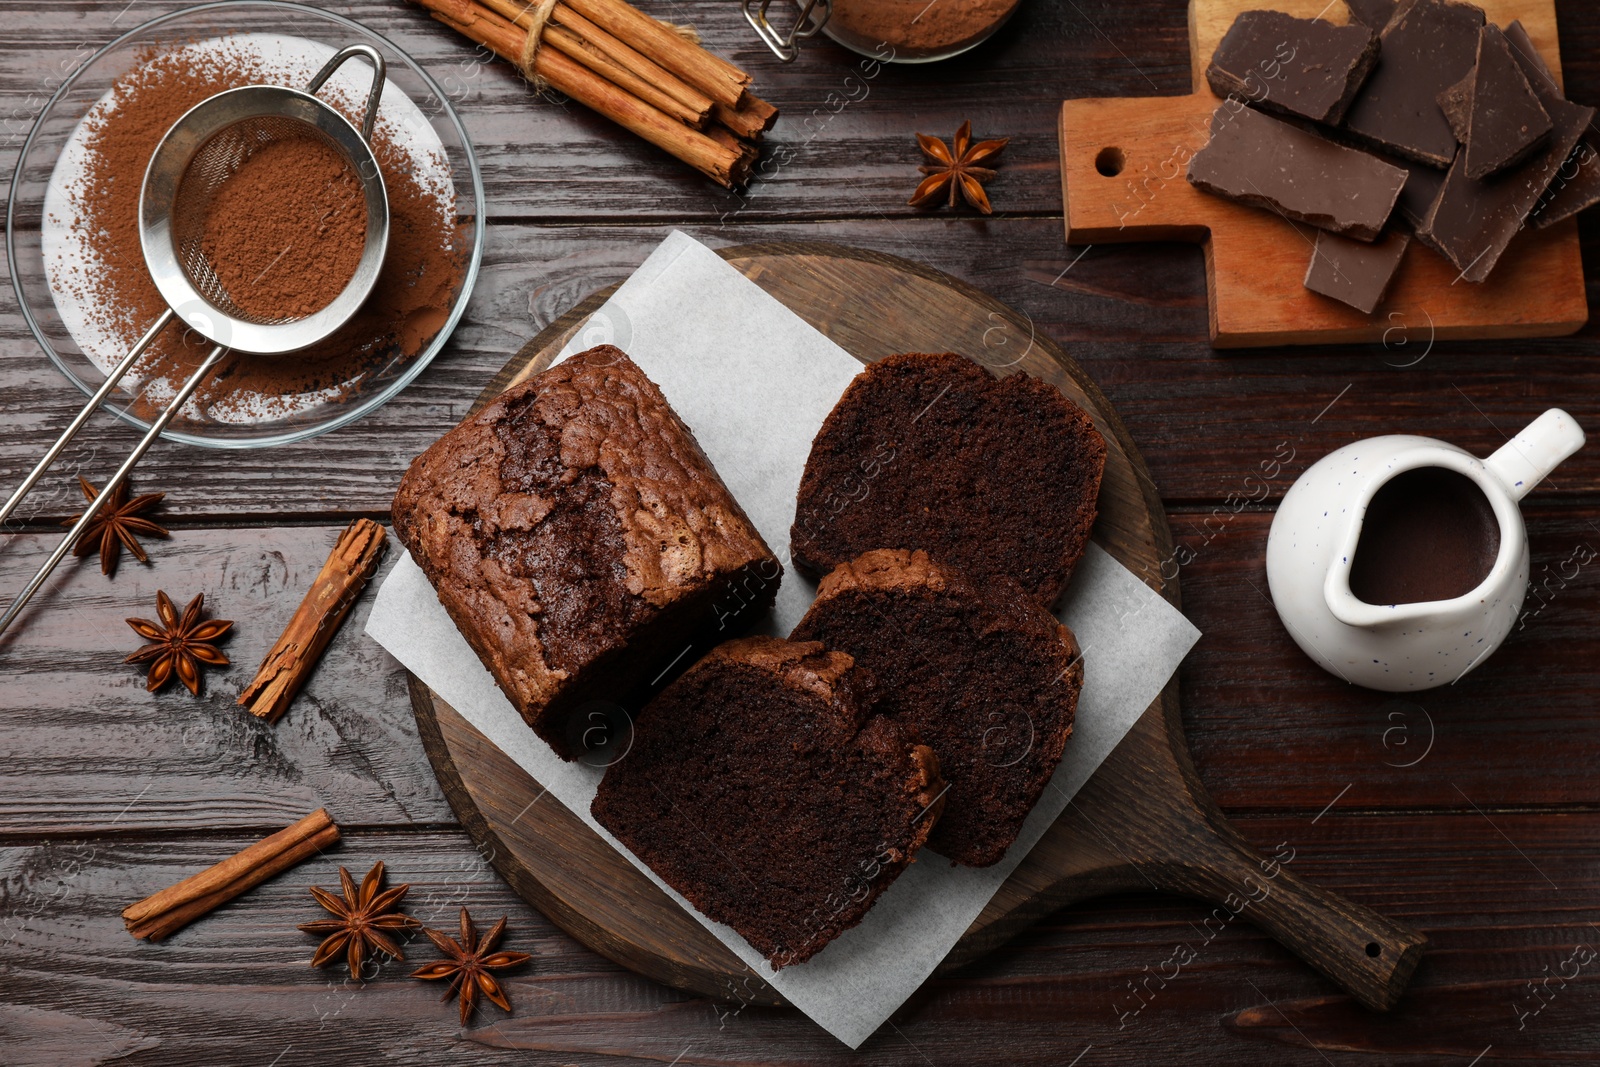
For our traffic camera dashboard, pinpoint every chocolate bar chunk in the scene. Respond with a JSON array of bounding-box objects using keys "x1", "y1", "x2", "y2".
[
  {"x1": 1345, "y1": 0, "x2": 1397, "y2": 30},
  {"x1": 1368, "y1": 149, "x2": 1452, "y2": 229},
  {"x1": 1188, "y1": 105, "x2": 1408, "y2": 241},
  {"x1": 1501, "y1": 25, "x2": 1600, "y2": 229},
  {"x1": 1396, "y1": 155, "x2": 1449, "y2": 229},
  {"x1": 1305, "y1": 229, "x2": 1411, "y2": 313},
  {"x1": 1438, "y1": 71, "x2": 1474, "y2": 143},
  {"x1": 1207, "y1": 11, "x2": 1379, "y2": 125},
  {"x1": 1531, "y1": 140, "x2": 1600, "y2": 228},
  {"x1": 1344, "y1": 0, "x2": 1486, "y2": 168},
  {"x1": 1502, "y1": 20, "x2": 1559, "y2": 96},
  {"x1": 1417, "y1": 43, "x2": 1593, "y2": 282},
  {"x1": 1438, "y1": 25, "x2": 1553, "y2": 180}
]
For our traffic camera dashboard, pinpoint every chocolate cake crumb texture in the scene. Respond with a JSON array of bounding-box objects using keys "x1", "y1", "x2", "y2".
[
  {"x1": 790, "y1": 352, "x2": 1106, "y2": 610},
  {"x1": 792, "y1": 549, "x2": 1082, "y2": 868},
  {"x1": 592, "y1": 637, "x2": 945, "y2": 967}
]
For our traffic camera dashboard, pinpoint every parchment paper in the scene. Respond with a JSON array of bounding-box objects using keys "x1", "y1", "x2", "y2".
[{"x1": 366, "y1": 231, "x2": 1200, "y2": 1048}]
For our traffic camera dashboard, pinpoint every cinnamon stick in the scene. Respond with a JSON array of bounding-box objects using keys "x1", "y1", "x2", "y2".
[
  {"x1": 539, "y1": 42, "x2": 748, "y2": 185},
  {"x1": 712, "y1": 93, "x2": 779, "y2": 140},
  {"x1": 544, "y1": 24, "x2": 708, "y2": 128},
  {"x1": 550, "y1": 3, "x2": 715, "y2": 117},
  {"x1": 123, "y1": 808, "x2": 340, "y2": 941},
  {"x1": 421, "y1": 0, "x2": 746, "y2": 186},
  {"x1": 237, "y1": 518, "x2": 388, "y2": 725},
  {"x1": 423, "y1": 0, "x2": 523, "y2": 58},
  {"x1": 705, "y1": 124, "x2": 759, "y2": 171},
  {"x1": 560, "y1": 0, "x2": 749, "y2": 107},
  {"x1": 472, "y1": 0, "x2": 728, "y2": 120}
]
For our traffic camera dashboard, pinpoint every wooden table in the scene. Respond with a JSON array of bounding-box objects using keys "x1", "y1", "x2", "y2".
[{"x1": 2, "y1": 1, "x2": 1597, "y2": 1063}]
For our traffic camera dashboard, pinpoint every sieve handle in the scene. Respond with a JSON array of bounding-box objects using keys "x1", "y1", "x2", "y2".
[
  {"x1": 306, "y1": 44, "x2": 386, "y2": 143},
  {"x1": 0, "y1": 308, "x2": 176, "y2": 531},
  {"x1": 0, "y1": 343, "x2": 229, "y2": 639}
]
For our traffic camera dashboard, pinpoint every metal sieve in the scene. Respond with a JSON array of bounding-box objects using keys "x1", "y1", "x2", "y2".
[
  {"x1": 142, "y1": 79, "x2": 389, "y2": 349},
  {"x1": 0, "y1": 44, "x2": 390, "y2": 635}
]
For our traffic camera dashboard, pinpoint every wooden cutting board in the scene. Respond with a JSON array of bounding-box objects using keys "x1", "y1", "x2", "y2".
[
  {"x1": 406, "y1": 241, "x2": 1427, "y2": 1013},
  {"x1": 1058, "y1": 0, "x2": 1588, "y2": 348}
]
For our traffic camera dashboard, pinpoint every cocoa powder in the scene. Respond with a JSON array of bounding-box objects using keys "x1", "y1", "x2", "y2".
[
  {"x1": 199, "y1": 132, "x2": 367, "y2": 321},
  {"x1": 54, "y1": 40, "x2": 466, "y2": 423},
  {"x1": 829, "y1": 0, "x2": 1020, "y2": 55}
]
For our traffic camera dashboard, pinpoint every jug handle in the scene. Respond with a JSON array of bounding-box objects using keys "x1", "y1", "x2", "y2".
[{"x1": 1484, "y1": 408, "x2": 1585, "y2": 502}]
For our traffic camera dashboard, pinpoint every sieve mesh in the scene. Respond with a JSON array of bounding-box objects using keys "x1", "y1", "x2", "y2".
[{"x1": 170, "y1": 115, "x2": 364, "y2": 327}]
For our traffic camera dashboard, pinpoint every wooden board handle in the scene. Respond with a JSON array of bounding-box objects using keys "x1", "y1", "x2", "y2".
[
  {"x1": 1059, "y1": 94, "x2": 1221, "y2": 244},
  {"x1": 1157, "y1": 815, "x2": 1428, "y2": 1011}
]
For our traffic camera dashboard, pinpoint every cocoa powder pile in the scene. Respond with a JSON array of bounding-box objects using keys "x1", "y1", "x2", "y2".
[
  {"x1": 829, "y1": 0, "x2": 1020, "y2": 55},
  {"x1": 55, "y1": 41, "x2": 466, "y2": 422},
  {"x1": 199, "y1": 132, "x2": 368, "y2": 321}
]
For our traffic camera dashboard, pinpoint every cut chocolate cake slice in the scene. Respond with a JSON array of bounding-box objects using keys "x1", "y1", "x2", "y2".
[
  {"x1": 393, "y1": 345, "x2": 780, "y2": 760},
  {"x1": 791, "y1": 549, "x2": 1083, "y2": 868},
  {"x1": 790, "y1": 352, "x2": 1106, "y2": 609},
  {"x1": 591, "y1": 637, "x2": 945, "y2": 967}
]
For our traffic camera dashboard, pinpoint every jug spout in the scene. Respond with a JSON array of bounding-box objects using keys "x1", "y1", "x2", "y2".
[
  {"x1": 1325, "y1": 578, "x2": 1478, "y2": 631},
  {"x1": 1484, "y1": 409, "x2": 1585, "y2": 502}
]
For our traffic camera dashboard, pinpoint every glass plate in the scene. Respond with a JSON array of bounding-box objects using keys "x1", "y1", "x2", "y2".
[{"x1": 6, "y1": 0, "x2": 485, "y2": 449}]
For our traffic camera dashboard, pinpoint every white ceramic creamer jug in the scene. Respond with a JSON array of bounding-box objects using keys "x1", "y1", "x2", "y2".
[{"x1": 1266, "y1": 409, "x2": 1585, "y2": 691}]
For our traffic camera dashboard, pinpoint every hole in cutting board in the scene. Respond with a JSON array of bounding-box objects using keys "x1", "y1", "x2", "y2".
[
  {"x1": 1366, "y1": 942, "x2": 1381, "y2": 958},
  {"x1": 1095, "y1": 147, "x2": 1125, "y2": 177}
]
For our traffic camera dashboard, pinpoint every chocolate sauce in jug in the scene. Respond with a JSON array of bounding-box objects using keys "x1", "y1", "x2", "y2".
[{"x1": 1348, "y1": 468, "x2": 1501, "y2": 606}]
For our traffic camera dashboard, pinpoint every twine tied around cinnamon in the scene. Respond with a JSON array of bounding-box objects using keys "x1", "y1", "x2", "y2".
[
  {"x1": 516, "y1": 0, "x2": 562, "y2": 86},
  {"x1": 516, "y1": 0, "x2": 699, "y2": 87},
  {"x1": 414, "y1": 0, "x2": 772, "y2": 188}
]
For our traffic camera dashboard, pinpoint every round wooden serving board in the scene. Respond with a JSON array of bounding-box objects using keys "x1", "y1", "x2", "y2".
[{"x1": 408, "y1": 241, "x2": 1427, "y2": 1012}]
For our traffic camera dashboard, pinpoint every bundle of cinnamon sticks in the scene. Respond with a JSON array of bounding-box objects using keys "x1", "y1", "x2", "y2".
[{"x1": 414, "y1": 0, "x2": 777, "y2": 187}]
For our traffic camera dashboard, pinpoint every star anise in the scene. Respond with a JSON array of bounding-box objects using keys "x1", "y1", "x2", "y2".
[
  {"x1": 908, "y1": 120, "x2": 1010, "y2": 215},
  {"x1": 65, "y1": 475, "x2": 168, "y2": 577},
  {"x1": 299, "y1": 861, "x2": 421, "y2": 975},
  {"x1": 124, "y1": 591, "x2": 232, "y2": 695},
  {"x1": 411, "y1": 908, "x2": 532, "y2": 1025}
]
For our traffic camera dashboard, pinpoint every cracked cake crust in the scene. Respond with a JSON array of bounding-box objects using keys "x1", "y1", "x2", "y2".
[{"x1": 393, "y1": 345, "x2": 780, "y2": 759}]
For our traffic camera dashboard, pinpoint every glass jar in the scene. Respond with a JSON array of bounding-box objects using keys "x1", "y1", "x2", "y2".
[{"x1": 821, "y1": 0, "x2": 1023, "y2": 63}]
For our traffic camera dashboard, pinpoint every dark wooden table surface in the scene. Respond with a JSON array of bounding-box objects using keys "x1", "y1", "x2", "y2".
[{"x1": 3, "y1": 1, "x2": 1599, "y2": 1063}]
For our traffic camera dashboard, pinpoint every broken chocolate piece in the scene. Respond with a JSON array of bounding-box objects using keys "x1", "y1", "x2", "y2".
[
  {"x1": 1416, "y1": 54, "x2": 1592, "y2": 282},
  {"x1": 1305, "y1": 229, "x2": 1411, "y2": 314},
  {"x1": 1345, "y1": 0, "x2": 1397, "y2": 30},
  {"x1": 1395, "y1": 154, "x2": 1450, "y2": 229},
  {"x1": 1370, "y1": 148, "x2": 1451, "y2": 230},
  {"x1": 1531, "y1": 140, "x2": 1600, "y2": 228},
  {"x1": 1449, "y1": 25, "x2": 1554, "y2": 180},
  {"x1": 1207, "y1": 11, "x2": 1379, "y2": 125},
  {"x1": 1188, "y1": 105, "x2": 1408, "y2": 241},
  {"x1": 1438, "y1": 71, "x2": 1474, "y2": 143},
  {"x1": 1497, "y1": 21, "x2": 1598, "y2": 229},
  {"x1": 1344, "y1": 0, "x2": 1486, "y2": 168},
  {"x1": 1363, "y1": 147, "x2": 1452, "y2": 230},
  {"x1": 1502, "y1": 20, "x2": 1560, "y2": 97}
]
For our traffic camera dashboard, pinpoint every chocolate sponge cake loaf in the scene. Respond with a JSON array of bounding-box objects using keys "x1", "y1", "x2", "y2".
[
  {"x1": 791, "y1": 352, "x2": 1106, "y2": 609},
  {"x1": 792, "y1": 549, "x2": 1082, "y2": 867},
  {"x1": 592, "y1": 637, "x2": 945, "y2": 967},
  {"x1": 393, "y1": 345, "x2": 780, "y2": 760}
]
